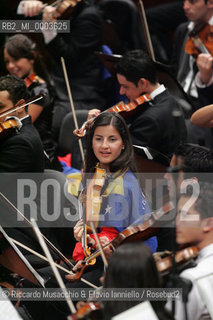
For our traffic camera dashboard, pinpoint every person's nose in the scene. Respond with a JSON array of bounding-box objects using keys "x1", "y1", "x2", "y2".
[
  {"x1": 119, "y1": 86, "x2": 125, "y2": 95},
  {"x1": 183, "y1": 0, "x2": 190, "y2": 11},
  {"x1": 7, "y1": 61, "x2": 15, "y2": 71},
  {"x1": 101, "y1": 138, "x2": 109, "y2": 148}
]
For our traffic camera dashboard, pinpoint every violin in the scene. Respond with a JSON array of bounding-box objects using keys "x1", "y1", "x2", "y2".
[
  {"x1": 185, "y1": 22, "x2": 213, "y2": 58},
  {"x1": 70, "y1": 201, "x2": 174, "y2": 281},
  {"x1": 67, "y1": 302, "x2": 102, "y2": 320},
  {"x1": 0, "y1": 118, "x2": 22, "y2": 141},
  {"x1": 41, "y1": 0, "x2": 83, "y2": 19},
  {"x1": 82, "y1": 167, "x2": 106, "y2": 265},
  {"x1": 154, "y1": 246, "x2": 198, "y2": 275},
  {"x1": 53, "y1": 0, "x2": 82, "y2": 19},
  {"x1": 74, "y1": 93, "x2": 151, "y2": 138},
  {"x1": 24, "y1": 74, "x2": 38, "y2": 88}
]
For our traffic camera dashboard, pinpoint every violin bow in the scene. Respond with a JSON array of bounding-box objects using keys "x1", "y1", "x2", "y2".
[
  {"x1": 89, "y1": 221, "x2": 108, "y2": 268},
  {"x1": 61, "y1": 57, "x2": 85, "y2": 164},
  {"x1": 0, "y1": 191, "x2": 73, "y2": 270},
  {"x1": 0, "y1": 192, "x2": 98, "y2": 288},
  {"x1": 31, "y1": 218, "x2": 77, "y2": 314},
  {"x1": 0, "y1": 95, "x2": 44, "y2": 119},
  {"x1": 137, "y1": 0, "x2": 155, "y2": 61}
]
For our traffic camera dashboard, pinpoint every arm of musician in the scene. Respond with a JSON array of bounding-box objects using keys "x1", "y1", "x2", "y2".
[
  {"x1": 191, "y1": 104, "x2": 213, "y2": 128},
  {"x1": 17, "y1": 1, "x2": 43, "y2": 17},
  {"x1": 195, "y1": 53, "x2": 213, "y2": 86},
  {"x1": 42, "y1": 6, "x2": 58, "y2": 44},
  {"x1": 87, "y1": 109, "x2": 101, "y2": 121}
]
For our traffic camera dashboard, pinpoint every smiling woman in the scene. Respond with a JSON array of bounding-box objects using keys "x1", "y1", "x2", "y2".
[
  {"x1": 68, "y1": 112, "x2": 157, "y2": 282},
  {"x1": 3, "y1": 34, "x2": 59, "y2": 169}
]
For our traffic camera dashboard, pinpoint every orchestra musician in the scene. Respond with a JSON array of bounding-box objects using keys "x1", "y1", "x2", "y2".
[
  {"x1": 166, "y1": 180, "x2": 213, "y2": 320},
  {"x1": 0, "y1": 74, "x2": 44, "y2": 172},
  {"x1": 172, "y1": 0, "x2": 213, "y2": 104},
  {"x1": 3, "y1": 34, "x2": 60, "y2": 170},
  {"x1": 89, "y1": 50, "x2": 187, "y2": 160},
  {"x1": 17, "y1": 0, "x2": 106, "y2": 142},
  {"x1": 102, "y1": 242, "x2": 174, "y2": 320},
  {"x1": 21, "y1": 112, "x2": 157, "y2": 320}
]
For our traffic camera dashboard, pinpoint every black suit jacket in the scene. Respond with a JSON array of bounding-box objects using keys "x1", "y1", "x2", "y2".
[
  {"x1": 45, "y1": 2, "x2": 104, "y2": 104},
  {"x1": 0, "y1": 116, "x2": 45, "y2": 172},
  {"x1": 129, "y1": 89, "x2": 187, "y2": 158}
]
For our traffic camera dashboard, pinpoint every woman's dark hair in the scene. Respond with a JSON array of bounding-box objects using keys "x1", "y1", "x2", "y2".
[
  {"x1": 4, "y1": 34, "x2": 51, "y2": 84},
  {"x1": 103, "y1": 242, "x2": 173, "y2": 320},
  {"x1": 84, "y1": 112, "x2": 137, "y2": 174}
]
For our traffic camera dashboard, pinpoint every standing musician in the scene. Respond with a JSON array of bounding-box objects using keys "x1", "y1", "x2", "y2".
[
  {"x1": 17, "y1": 0, "x2": 106, "y2": 142},
  {"x1": 21, "y1": 112, "x2": 157, "y2": 320},
  {"x1": 89, "y1": 50, "x2": 186, "y2": 160},
  {"x1": 166, "y1": 180, "x2": 213, "y2": 320},
  {"x1": 3, "y1": 34, "x2": 60, "y2": 170},
  {"x1": 0, "y1": 74, "x2": 44, "y2": 172},
  {"x1": 172, "y1": 0, "x2": 213, "y2": 108}
]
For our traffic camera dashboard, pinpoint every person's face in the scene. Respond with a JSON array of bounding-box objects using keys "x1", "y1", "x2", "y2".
[
  {"x1": 176, "y1": 196, "x2": 204, "y2": 247},
  {"x1": 183, "y1": 0, "x2": 211, "y2": 22},
  {"x1": 92, "y1": 125, "x2": 124, "y2": 171},
  {"x1": 4, "y1": 48, "x2": 34, "y2": 79},
  {"x1": 117, "y1": 74, "x2": 144, "y2": 101},
  {"x1": 0, "y1": 90, "x2": 14, "y2": 121}
]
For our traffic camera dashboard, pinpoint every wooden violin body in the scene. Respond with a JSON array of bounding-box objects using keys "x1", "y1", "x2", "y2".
[
  {"x1": 55, "y1": 0, "x2": 82, "y2": 19},
  {"x1": 154, "y1": 246, "x2": 198, "y2": 275},
  {"x1": 73, "y1": 94, "x2": 151, "y2": 137},
  {"x1": 67, "y1": 302, "x2": 102, "y2": 320},
  {"x1": 185, "y1": 22, "x2": 213, "y2": 57},
  {"x1": 0, "y1": 118, "x2": 21, "y2": 141},
  {"x1": 70, "y1": 201, "x2": 174, "y2": 281}
]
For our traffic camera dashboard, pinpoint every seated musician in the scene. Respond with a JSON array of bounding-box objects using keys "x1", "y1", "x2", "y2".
[
  {"x1": 21, "y1": 112, "x2": 157, "y2": 320},
  {"x1": 0, "y1": 74, "x2": 44, "y2": 172},
  {"x1": 102, "y1": 242, "x2": 174, "y2": 320},
  {"x1": 88, "y1": 50, "x2": 186, "y2": 160},
  {"x1": 68, "y1": 112, "x2": 157, "y2": 272},
  {"x1": 166, "y1": 180, "x2": 213, "y2": 320}
]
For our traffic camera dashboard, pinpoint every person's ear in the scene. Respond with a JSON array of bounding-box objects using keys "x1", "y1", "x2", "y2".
[
  {"x1": 203, "y1": 217, "x2": 213, "y2": 232},
  {"x1": 15, "y1": 99, "x2": 25, "y2": 115}
]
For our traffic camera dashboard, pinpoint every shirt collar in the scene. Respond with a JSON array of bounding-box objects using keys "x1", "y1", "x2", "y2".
[
  {"x1": 188, "y1": 15, "x2": 213, "y2": 31},
  {"x1": 198, "y1": 243, "x2": 213, "y2": 261},
  {"x1": 149, "y1": 84, "x2": 166, "y2": 100}
]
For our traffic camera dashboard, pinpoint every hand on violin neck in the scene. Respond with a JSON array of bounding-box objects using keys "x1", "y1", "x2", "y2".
[
  {"x1": 197, "y1": 53, "x2": 213, "y2": 84},
  {"x1": 73, "y1": 219, "x2": 84, "y2": 242},
  {"x1": 23, "y1": 0, "x2": 43, "y2": 17},
  {"x1": 87, "y1": 109, "x2": 101, "y2": 121},
  {"x1": 65, "y1": 259, "x2": 84, "y2": 281},
  {"x1": 87, "y1": 235, "x2": 95, "y2": 248},
  {"x1": 43, "y1": 6, "x2": 59, "y2": 21}
]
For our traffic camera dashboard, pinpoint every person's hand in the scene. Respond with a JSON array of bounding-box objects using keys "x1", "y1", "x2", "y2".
[
  {"x1": 43, "y1": 6, "x2": 59, "y2": 21},
  {"x1": 65, "y1": 259, "x2": 84, "y2": 281},
  {"x1": 73, "y1": 219, "x2": 84, "y2": 241},
  {"x1": 197, "y1": 53, "x2": 213, "y2": 84},
  {"x1": 23, "y1": 1, "x2": 43, "y2": 17},
  {"x1": 87, "y1": 109, "x2": 101, "y2": 120},
  {"x1": 98, "y1": 236, "x2": 112, "y2": 260}
]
